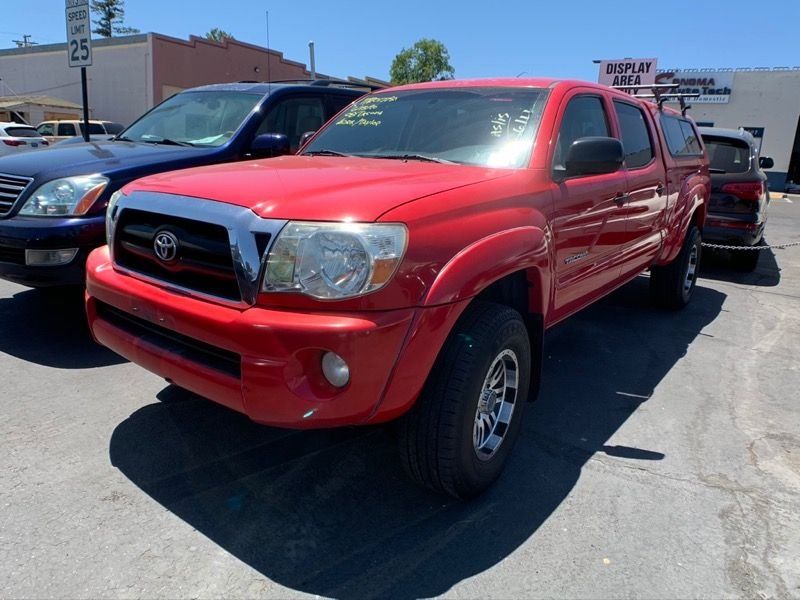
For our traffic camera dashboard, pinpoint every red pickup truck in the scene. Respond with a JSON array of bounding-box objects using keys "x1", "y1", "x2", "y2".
[{"x1": 86, "y1": 79, "x2": 709, "y2": 498}]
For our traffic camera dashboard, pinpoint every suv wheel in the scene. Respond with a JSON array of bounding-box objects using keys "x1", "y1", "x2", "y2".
[
  {"x1": 650, "y1": 225, "x2": 702, "y2": 309},
  {"x1": 397, "y1": 301, "x2": 531, "y2": 499},
  {"x1": 733, "y1": 244, "x2": 760, "y2": 272}
]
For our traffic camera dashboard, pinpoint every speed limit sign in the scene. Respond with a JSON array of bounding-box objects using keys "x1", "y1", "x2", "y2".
[{"x1": 65, "y1": 0, "x2": 92, "y2": 68}]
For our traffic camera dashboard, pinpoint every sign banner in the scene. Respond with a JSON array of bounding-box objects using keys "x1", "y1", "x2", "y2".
[
  {"x1": 598, "y1": 58, "x2": 657, "y2": 92},
  {"x1": 65, "y1": 0, "x2": 92, "y2": 68},
  {"x1": 655, "y1": 71, "x2": 733, "y2": 103}
]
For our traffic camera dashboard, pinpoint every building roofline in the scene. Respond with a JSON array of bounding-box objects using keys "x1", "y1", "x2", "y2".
[
  {"x1": 657, "y1": 66, "x2": 800, "y2": 73},
  {"x1": 0, "y1": 33, "x2": 149, "y2": 57}
]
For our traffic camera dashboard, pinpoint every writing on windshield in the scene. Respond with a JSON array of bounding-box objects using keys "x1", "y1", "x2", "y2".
[{"x1": 306, "y1": 87, "x2": 548, "y2": 168}]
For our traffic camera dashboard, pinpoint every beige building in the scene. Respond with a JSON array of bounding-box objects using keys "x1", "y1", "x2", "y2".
[
  {"x1": 0, "y1": 95, "x2": 83, "y2": 124},
  {"x1": 0, "y1": 33, "x2": 386, "y2": 128},
  {"x1": 656, "y1": 67, "x2": 800, "y2": 191}
]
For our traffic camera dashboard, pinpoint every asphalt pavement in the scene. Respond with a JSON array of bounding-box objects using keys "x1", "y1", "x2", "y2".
[{"x1": 1, "y1": 199, "x2": 799, "y2": 598}]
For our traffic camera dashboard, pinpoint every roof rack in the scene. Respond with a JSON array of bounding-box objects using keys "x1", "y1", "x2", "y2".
[
  {"x1": 611, "y1": 83, "x2": 699, "y2": 115},
  {"x1": 633, "y1": 92, "x2": 701, "y2": 116}
]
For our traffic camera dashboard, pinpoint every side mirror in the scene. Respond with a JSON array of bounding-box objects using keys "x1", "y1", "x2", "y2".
[
  {"x1": 564, "y1": 137, "x2": 624, "y2": 178},
  {"x1": 249, "y1": 133, "x2": 290, "y2": 158},
  {"x1": 299, "y1": 130, "x2": 317, "y2": 149},
  {"x1": 759, "y1": 156, "x2": 774, "y2": 169}
]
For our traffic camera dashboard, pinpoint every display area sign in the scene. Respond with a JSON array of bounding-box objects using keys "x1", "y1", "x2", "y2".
[
  {"x1": 655, "y1": 71, "x2": 733, "y2": 103},
  {"x1": 598, "y1": 58, "x2": 657, "y2": 91},
  {"x1": 65, "y1": 0, "x2": 92, "y2": 68}
]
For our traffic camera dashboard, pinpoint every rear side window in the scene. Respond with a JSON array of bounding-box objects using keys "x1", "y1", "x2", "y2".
[
  {"x1": 613, "y1": 101, "x2": 654, "y2": 168},
  {"x1": 661, "y1": 115, "x2": 703, "y2": 156},
  {"x1": 58, "y1": 123, "x2": 77, "y2": 136},
  {"x1": 4, "y1": 126, "x2": 40, "y2": 138},
  {"x1": 554, "y1": 95, "x2": 610, "y2": 171},
  {"x1": 327, "y1": 94, "x2": 356, "y2": 118},
  {"x1": 704, "y1": 136, "x2": 750, "y2": 173}
]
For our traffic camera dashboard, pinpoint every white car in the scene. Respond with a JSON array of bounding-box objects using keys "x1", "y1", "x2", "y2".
[{"x1": 0, "y1": 123, "x2": 49, "y2": 156}]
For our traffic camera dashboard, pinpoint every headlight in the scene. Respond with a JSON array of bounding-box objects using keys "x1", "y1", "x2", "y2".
[
  {"x1": 263, "y1": 221, "x2": 407, "y2": 299},
  {"x1": 19, "y1": 175, "x2": 109, "y2": 216}
]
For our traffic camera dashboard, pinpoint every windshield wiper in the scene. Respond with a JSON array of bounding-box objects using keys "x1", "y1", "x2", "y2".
[
  {"x1": 113, "y1": 135, "x2": 134, "y2": 142},
  {"x1": 370, "y1": 153, "x2": 455, "y2": 164},
  {"x1": 140, "y1": 137, "x2": 195, "y2": 147},
  {"x1": 709, "y1": 168, "x2": 727, "y2": 174},
  {"x1": 303, "y1": 149, "x2": 353, "y2": 157}
]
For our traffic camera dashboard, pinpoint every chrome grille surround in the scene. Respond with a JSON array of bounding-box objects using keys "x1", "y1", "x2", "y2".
[{"x1": 108, "y1": 191, "x2": 288, "y2": 307}]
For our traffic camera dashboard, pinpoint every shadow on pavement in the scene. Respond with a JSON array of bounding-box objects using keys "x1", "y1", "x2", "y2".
[
  {"x1": 109, "y1": 277, "x2": 725, "y2": 599},
  {"x1": 700, "y1": 240, "x2": 781, "y2": 287},
  {"x1": 0, "y1": 287, "x2": 125, "y2": 368}
]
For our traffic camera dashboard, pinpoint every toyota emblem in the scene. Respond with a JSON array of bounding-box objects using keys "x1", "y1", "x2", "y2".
[{"x1": 153, "y1": 230, "x2": 179, "y2": 263}]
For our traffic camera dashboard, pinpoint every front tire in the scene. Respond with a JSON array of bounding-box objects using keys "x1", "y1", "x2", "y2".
[
  {"x1": 650, "y1": 225, "x2": 702, "y2": 310},
  {"x1": 397, "y1": 301, "x2": 531, "y2": 499}
]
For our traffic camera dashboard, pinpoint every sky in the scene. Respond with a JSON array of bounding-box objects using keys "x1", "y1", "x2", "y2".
[{"x1": 3, "y1": 0, "x2": 799, "y2": 82}]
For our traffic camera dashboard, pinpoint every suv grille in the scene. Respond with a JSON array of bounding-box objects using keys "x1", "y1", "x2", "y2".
[
  {"x1": 114, "y1": 209, "x2": 251, "y2": 302},
  {"x1": 0, "y1": 174, "x2": 33, "y2": 216}
]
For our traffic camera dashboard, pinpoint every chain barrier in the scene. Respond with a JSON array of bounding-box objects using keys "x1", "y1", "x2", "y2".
[{"x1": 702, "y1": 241, "x2": 800, "y2": 251}]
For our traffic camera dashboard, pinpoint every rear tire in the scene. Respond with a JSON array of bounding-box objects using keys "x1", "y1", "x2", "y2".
[
  {"x1": 397, "y1": 301, "x2": 531, "y2": 499},
  {"x1": 733, "y1": 245, "x2": 760, "y2": 272},
  {"x1": 650, "y1": 225, "x2": 701, "y2": 310}
]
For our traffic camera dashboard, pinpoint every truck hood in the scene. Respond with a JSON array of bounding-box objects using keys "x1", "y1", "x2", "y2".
[
  {"x1": 0, "y1": 140, "x2": 213, "y2": 179},
  {"x1": 124, "y1": 155, "x2": 514, "y2": 222}
]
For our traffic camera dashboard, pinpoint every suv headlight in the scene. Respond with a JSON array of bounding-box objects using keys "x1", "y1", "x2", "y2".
[
  {"x1": 19, "y1": 175, "x2": 109, "y2": 216},
  {"x1": 263, "y1": 221, "x2": 407, "y2": 299}
]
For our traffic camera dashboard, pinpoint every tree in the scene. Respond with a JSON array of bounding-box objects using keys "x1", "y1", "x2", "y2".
[
  {"x1": 90, "y1": 0, "x2": 139, "y2": 37},
  {"x1": 205, "y1": 28, "x2": 235, "y2": 43},
  {"x1": 389, "y1": 38, "x2": 455, "y2": 85}
]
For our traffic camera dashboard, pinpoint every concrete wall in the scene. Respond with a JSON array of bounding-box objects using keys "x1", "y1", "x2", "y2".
[
  {"x1": 0, "y1": 35, "x2": 152, "y2": 127},
  {"x1": 150, "y1": 34, "x2": 312, "y2": 104},
  {"x1": 664, "y1": 69, "x2": 800, "y2": 190}
]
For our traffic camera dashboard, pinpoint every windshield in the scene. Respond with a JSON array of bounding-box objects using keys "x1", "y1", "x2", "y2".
[
  {"x1": 304, "y1": 87, "x2": 548, "y2": 168},
  {"x1": 120, "y1": 91, "x2": 261, "y2": 147},
  {"x1": 704, "y1": 136, "x2": 751, "y2": 173}
]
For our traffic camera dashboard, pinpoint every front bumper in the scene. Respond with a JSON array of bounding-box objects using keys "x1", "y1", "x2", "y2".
[
  {"x1": 86, "y1": 246, "x2": 467, "y2": 429},
  {"x1": 0, "y1": 214, "x2": 105, "y2": 287}
]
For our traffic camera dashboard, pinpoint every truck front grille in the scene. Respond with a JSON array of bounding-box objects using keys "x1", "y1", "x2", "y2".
[
  {"x1": 114, "y1": 209, "x2": 249, "y2": 302},
  {"x1": 96, "y1": 301, "x2": 242, "y2": 378},
  {"x1": 0, "y1": 174, "x2": 33, "y2": 216}
]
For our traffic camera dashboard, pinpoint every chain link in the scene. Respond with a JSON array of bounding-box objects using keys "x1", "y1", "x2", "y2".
[{"x1": 702, "y1": 241, "x2": 800, "y2": 251}]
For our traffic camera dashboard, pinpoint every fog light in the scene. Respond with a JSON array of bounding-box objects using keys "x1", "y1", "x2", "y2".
[
  {"x1": 25, "y1": 248, "x2": 79, "y2": 266},
  {"x1": 321, "y1": 351, "x2": 350, "y2": 388}
]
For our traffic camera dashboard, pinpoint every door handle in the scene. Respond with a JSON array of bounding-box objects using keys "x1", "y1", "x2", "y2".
[
  {"x1": 613, "y1": 192, "x2": 630, "y2": 205},
  {"x1": 655, "y1": 183, "x2": 666, "y2": 196}
]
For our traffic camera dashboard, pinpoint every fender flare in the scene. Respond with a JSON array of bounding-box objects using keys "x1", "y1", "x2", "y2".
[
  {"x1": 422, "y1": 226, "x2": 549, "y2": 312},
  {"x1": 659, "y1": 187, "x2": 707, "y2": 264}
]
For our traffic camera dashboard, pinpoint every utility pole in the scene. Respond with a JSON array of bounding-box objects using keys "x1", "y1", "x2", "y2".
[
  {"x1": 308, "y1": 41, "x2": 316, "y2": 80},
  {"x1": 12, "y1": 34, "x2": 38, "y2": 48}
]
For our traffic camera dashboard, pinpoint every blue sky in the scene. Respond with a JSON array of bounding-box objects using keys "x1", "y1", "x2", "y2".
[{"x1": 4, "y1": 0, "x2": 799, "y2": 81}]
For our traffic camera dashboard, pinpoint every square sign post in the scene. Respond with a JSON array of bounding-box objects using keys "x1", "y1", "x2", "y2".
[{"x1": 65, "y1": 0, "x2": 92, "y2": 141}]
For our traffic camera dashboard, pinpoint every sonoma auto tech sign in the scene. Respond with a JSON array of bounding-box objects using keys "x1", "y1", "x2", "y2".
[{"x1": 655, "y1": 71, "x2": 734, "y2": 103}]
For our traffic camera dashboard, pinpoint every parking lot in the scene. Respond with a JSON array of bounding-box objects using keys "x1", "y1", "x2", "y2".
[{"x1": 0, "y1": 198, "x2": 798, "y2": 598}]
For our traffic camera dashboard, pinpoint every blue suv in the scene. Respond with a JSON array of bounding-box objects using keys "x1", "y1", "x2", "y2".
[{"x1": 0, "y1": 81, "x2": 365, "y2": 287}]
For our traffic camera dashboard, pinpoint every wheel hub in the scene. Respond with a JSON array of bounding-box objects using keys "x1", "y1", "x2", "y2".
[
  {"x1": 473, "y1": 348, "x2": 519, "y2": 461},
  {"x1": 477, "y1": 389, "x2": 498, "y2": 414}
]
